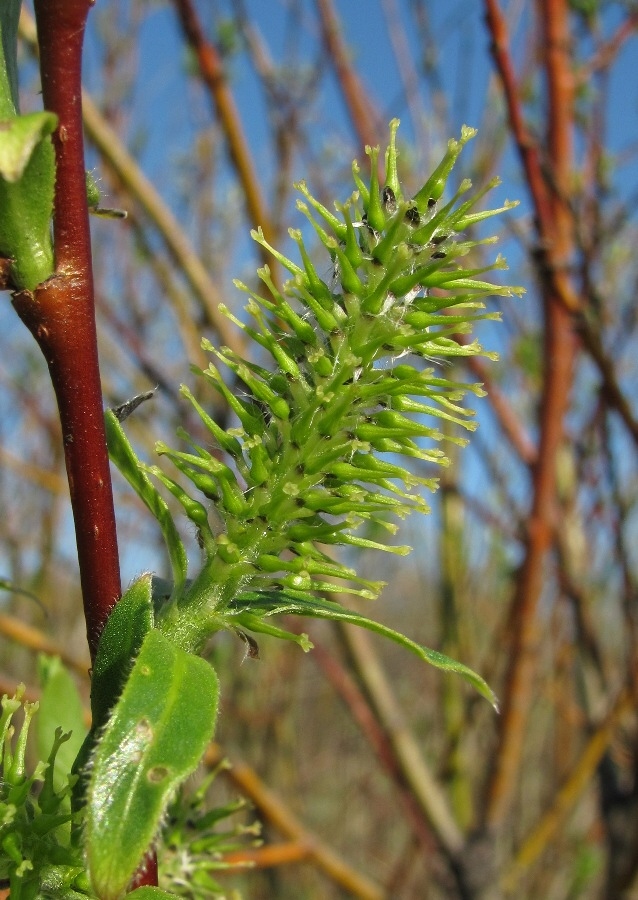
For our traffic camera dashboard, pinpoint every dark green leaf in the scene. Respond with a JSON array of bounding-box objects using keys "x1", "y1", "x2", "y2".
[
  {"x1": 90, "y1": 573, "x2": 154, "y2": 730},
  {"x1": 86, "y1": 629, "x2": 219, "y2": 900}
]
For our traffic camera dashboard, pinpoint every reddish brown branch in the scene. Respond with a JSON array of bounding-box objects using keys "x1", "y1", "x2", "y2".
[
  {"x1": 18, "y1": 4, "x2": 156, "y2": 887},
  {"x1": 0, "y1": 257, "x2": 12, "y2": 291},
  {"x1": 171, "y1": 0, "x2": 276, "y2": 266},
  {"x1": 12, "y1": 278, "x2": 120, "y2": 656},
  {"x1": 482, "y1": 0, "x2": 578, "y2": 828},
  {"x1": 31, "y1": 1, "x2": 93, "y2": 273},
  {"x1": 316, "y1": 0, "x2": 384, "y2": 155},
  {"x1": 486, "y1": 0, "x2": 638, "y2": 447},
  {"x1": 12, "y1": 0, "x2": 121, "y2": 661},
  {"x1": 484, "y1": 0, "x2": 555, "y2": 239}
]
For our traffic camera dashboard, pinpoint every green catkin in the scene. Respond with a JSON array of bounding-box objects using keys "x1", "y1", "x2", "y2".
[{"x1": 107, "y1": 122, "x2": 517, "y2": 712}]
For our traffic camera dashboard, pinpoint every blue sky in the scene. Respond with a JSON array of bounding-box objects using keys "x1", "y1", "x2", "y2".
[
  {"x1": 79, "y1": 0, "x2": 638, "y2": 584},
  {"x1": 3, "y1": 1, "x2": 637, "y2": 590}
]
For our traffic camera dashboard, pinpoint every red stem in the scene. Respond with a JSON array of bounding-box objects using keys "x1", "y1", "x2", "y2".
[
  {"x1": 12, "y1": 1, "x2": 157, "y2": 889},
  {"x1": 482, "y1": 0, "x2": 577, "y2": 829},
  {"x1": 12, "y1": 276, "x2": 121, "y2": 658},
  {"x1": 12, "y1": 0, "x2": 121, "y2": 661}
]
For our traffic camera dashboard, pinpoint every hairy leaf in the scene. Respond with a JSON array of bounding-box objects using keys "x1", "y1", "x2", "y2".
[{"x1": 86, "y1": 629, "x2": 219, "y2": 900}]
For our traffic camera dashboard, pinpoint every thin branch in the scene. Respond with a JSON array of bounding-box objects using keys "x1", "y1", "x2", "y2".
[
  {"x1": 0, "y1": 612, "x2": 89, "y2": 675},
  {"x1": 306, "y1": 630, "x2": 442, "y2": 859},
  {"x1": 205, "y1": 744, "x2": 386, "y2": 900},
  {"x1": 223, "y1": 841, "x2": 313, "y2": 869},
  {"x1": 380, "y1": 0, "x2": 428, "y2": 142},
  {"x1": 315, "y1": 0, "x2": 384, "y2": 154},
  {"x1": 81, "y1": 89, "x2": 243, "y2": 355},
  {"x1": 0, "y1": 445, "x2": 67, "y2": 495},
  {"x1": 19, "y1": 8, "x2": 240, "y2": 353},
  {"x1": 465, "y1": 346, "x2": 537, "y2": 466},
  {"x1": 576, "y1": 12, "x2": 638, "y2": 83},
  {"x1": 338, "y1": 623, "x2": 465, "y2": 858},
  {"x1": 483, "y1": 0, "x2": 578, "y2": 829},
  {"x1": 501, "y1": 688, "x2": 633, "y2": 893},
  {"x1": 170, "y1": 0, "x2": 277, "y2": 272},
  {"x1": 483, "y1": 0, "x2": 638, "y2": 446}
]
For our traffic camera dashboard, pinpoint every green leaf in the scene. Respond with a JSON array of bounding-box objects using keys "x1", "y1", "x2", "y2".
[
  {"x1": 86, "y1": 629, "x2": 219, "y2": 900},
  {"x1": 105, "y1": 410, "x2": 188, "y2": 598},
  {"x1": 73, "y1": 575, "x2": 155, "y2": 806},
  {"x1": 0, "y1": 0, "x2": 21, "y2": 118},
  {"x1": 230, "y1": 591, "x2": 498, "y2": 710},
  {"x1": 36, "y1": 656, "x2": 87, "y2": 795},
  {"x1": 0, "y1": 111, "x2": 57, "y2": 182},
  {"x1": 90, "y1": 573, "x2": 155, "y2": 730},
  {"x1": 0, "y1": 123, "x2": 56, "y2": 290}
]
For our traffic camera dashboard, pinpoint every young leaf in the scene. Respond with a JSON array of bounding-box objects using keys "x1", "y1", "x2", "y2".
[
  {"x1": 228, "y1": 591, "x2": 498, "y2": 710},
  {"x1": 72, "y1": 575, "x2": 156, "y2": 808},
  {"x1": 0, "y1": 126, "x2": 56, "y2": 289},
  {"x1": 105, "y1": 410, "x2": 188, "y2": 599},
  {"x1": 36, "y1": 655, "x2": 88, "y2": 795},
  {"x1": 86, "y1": 629, "x2": 219, "y2": 900},
  {"x1": 0, "y1": 111, "x2": 58, "y2": 182},
  {"x1": 89, "y1": 572, "x2": 155, "y2": 731},
  {"x1": 0, "y1": 0, "x2": 21, "y2": 118}
]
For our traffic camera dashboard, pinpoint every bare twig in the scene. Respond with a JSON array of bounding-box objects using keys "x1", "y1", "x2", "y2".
[
  {"x1": 483, "y1": 0, "x2": 638, "y2": 446},
  {"x1": 483, "y1": 0, "x2": 578, "y2": 829},
  {"x1": 306, "y1": 631, "x2": 443, "y2": 858},
  {"x1": 205, "y1": 744, "x2": 386, "y2": 900},
  {"x1": 501, "y1": 689, "x2": 634, "y2": 893},
  {"x1": 315, "y1": 0, "x2": 384, "y2": 154},
  {"x1": 81, "y1": 90, "x2": 242, "y2": 354},
  {"x1": 338, "y1": 623, "x2": 465, "y2": 857},
  {"x1": 0, "y1": 612, "x2": 89, "y2": 675},
  {"x1": 576, "y1": 12, "x2": 638, "y2": 83},
  {"x1": 170, "y1": 0, "x2": 277, "y2": 273}
]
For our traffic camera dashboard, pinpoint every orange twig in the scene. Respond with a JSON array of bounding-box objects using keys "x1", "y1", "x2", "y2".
[
  {"x1": 223, "y1": 841, "x2": 310, "y2": 869},
  {"x1": 501, "y1": 689, "x2": 633, "y2": 892},
  {"x1": 0, "y1": 613, "x2": 89, "y2": 675},
  {"x1": 484, "y1": 0, "x2": 638, "y2": 447},
  {"x1": 205, "y1": 745, "x2": 385, "y2": 900},
  {"x1": 315, "y1": 0, "x2": 384, "y2": 154},
  {"x1": 483, "y1": 0, "x2": 578, "y2": 829},
  {"x1": 171, "y1": 0, "x2": 276, "y2": 271}
]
